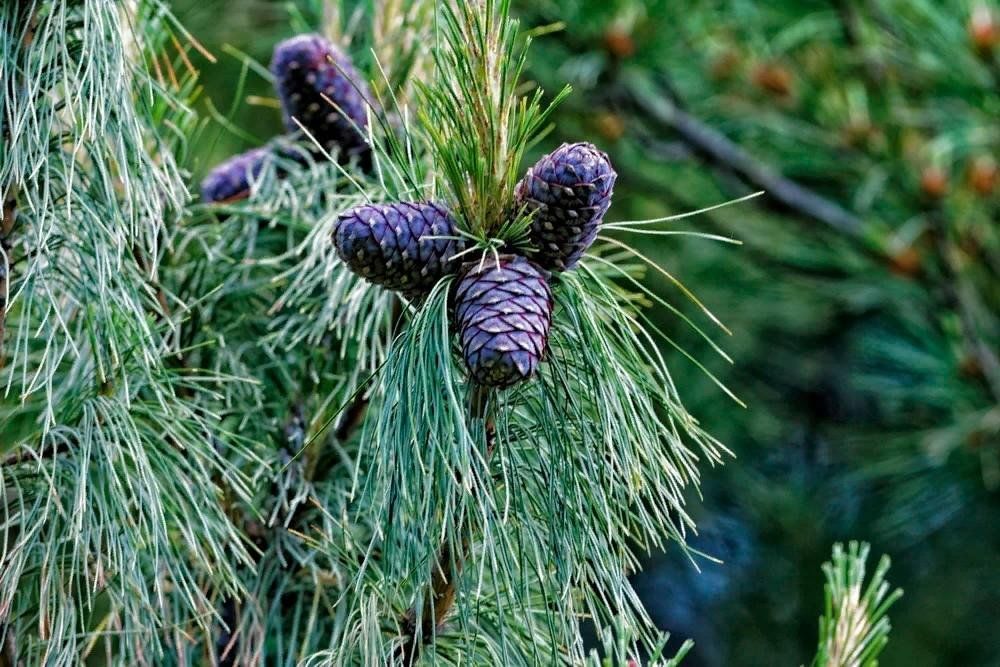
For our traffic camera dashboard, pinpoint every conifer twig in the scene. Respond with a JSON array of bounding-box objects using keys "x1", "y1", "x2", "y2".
[
  {"x1": 622, "y1": 72, "x2": 864, "y2": 235},
  {"x1": 811, "y1": 542, "x2": 901, "y2": 667},
  {"x1": 625, "y1": 70, "x2": 1000, "y2": 403},
  {"x1": 926, "y1": 209, "x2": 1000, "y2": 403},
  {"x1": 831, "y1": 0, "x2": 888, "y2": 84},
  {"x1": 395, "y1": 383, "x2": 496, "y2": 666}
]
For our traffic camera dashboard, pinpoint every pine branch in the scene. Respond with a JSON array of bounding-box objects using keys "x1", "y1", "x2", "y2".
[
  {"x1": 812, "y1": 542, "x2": 902, "y2": 667},
  {"x1": 0, "y1": 4, "x2": 258, "y2": 661},
  {"x1": 830, "y1": 0, "x2": 888, "y2": 84},
  {"x1": 621, "y1": 69, "x2": 1000, "y2": 407},
  {"x1": 622, "y1": 71, "x2": 864, "y2": 236},
  {"x1": 295, "y1": 3, "x2": 735, "y2": 661},
  {"x1": 926, "y1": 208, "x2": 1000, "y2": 403},
  {"x1": 395, "y1": 383, "x2": 496, "y2": 666}
]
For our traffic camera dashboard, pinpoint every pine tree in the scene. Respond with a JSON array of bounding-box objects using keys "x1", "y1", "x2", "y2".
[
  {"x1": 1, "y1": 1, "x2": 253, "y2": 662},
  {"x1": 515, "y1": 0, "x2": 997, "y2": 662},
  {"x1": 2, "y1": 1, "x2": 907, "y2": 665}
]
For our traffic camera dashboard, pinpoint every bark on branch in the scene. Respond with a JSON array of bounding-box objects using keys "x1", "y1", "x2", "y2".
[{"x1": 0, "y1": 187, "x2": 17, "y2": 370}]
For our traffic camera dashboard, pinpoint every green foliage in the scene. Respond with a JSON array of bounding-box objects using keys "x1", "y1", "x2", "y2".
[
  {"x1": 586, "y1": 615, "x2": 692, "y2": 667},
  {"x1": 512, "y1": 0, "x2": 997, "y2": 662},
  {"x1": 516, "y1": 0, "x2": 999, "y2": 533},
  {"x1": 299, "y1": 3, "x2": 739, "y2": 662},
  {"x1": 811, "y1": 542, "x2": 901, "y2": 667},
  {"x1": 1, "y1": 1, "x2": 253, "y2": 663},
  {"x1": 414, "y1": 0, "x2": 569, "y2": 239},
  {"x1": 5, "y1": 0, "x2": 961, "y2": 664}
]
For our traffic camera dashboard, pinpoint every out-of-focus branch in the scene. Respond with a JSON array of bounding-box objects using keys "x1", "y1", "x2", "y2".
[
  {"x1": 622, "y1": 71, "x2": 865, "y2": 236},
  {"x1": 830, "y1": 0, "x2": 889, "y2": 84},
  {"x1": 625, "y1": 70, "x2": 999, "y2": 404},
  {"x1": 927, "y1": 210, "x2": 1000, "y2": 403}
]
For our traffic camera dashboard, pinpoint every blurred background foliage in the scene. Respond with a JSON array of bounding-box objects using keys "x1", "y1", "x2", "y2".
[{"x1": 174, "y1": 0, "x2": 999, "y2": 664}]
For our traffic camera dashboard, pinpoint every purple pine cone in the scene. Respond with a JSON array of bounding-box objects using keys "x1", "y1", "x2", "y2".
[
  {"x1": 270, "y1": 34, "x2": 372, "y2": 165},
  {"x1": 453, "y1": 255, "x2": 553, "y2": 388},
  {"x1": 333, "y1": 202, "x2": 467, "y2": 298},
  {"x1": 200, "y1": 147, "x2": 271, "y2": 203},
  {"x1": 515, "y1": 142, "x2": 617, "y2": 271}
]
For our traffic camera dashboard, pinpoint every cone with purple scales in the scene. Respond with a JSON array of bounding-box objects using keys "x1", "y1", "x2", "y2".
[
  {"x1": 200, "y1": 138, "x2": 317, "y2": 204},
  {"x1": 452, "y1": 255, "x2": 553, "y2": 388},
  {"x1": 332, "y1": 202, "x2": 467, "y2": 299},
  {"x1": 270, "y1": 33, "x2": 373, "y2": 166},
  {"x1": 515, "y1": 141, "x2": 616, "y2": 271},
  {"x1": 200, "y1": 147, "x2": 271, "y2": 204}
]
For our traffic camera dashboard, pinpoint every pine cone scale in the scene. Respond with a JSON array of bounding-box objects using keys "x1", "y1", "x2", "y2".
[
  {"x1": 516, "y1": 142, "x2": 616, "y2": 271},
  {"x1": 453, "y1": 255, "x2": 553, "y2": 388},
  {"x1": 333, "y1": 202, "x2": 466, "y2": 298},
  {"x1": 271, "y1": 34, "x2": 372, "y2": 165},
  {"x1": 200, "y1": 147, "x2": 271, "y2": 203}
]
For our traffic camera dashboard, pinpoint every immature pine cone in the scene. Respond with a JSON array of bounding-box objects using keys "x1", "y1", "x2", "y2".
[
  {"x1": 201, "y1": 147, "x2": 271, "y2": 203},
  {"x1": 270, "y1": 34, "x2": 372, "y2": 165},
  {"x1": 333, "y1": 202, "x2": 467, "y2": 298},
  {"x1": 515, "y1": 142, "x2": 616, "y2": 271},
  {"x1": 453, "y1": 255, "x2": 553, "y2": 388}
]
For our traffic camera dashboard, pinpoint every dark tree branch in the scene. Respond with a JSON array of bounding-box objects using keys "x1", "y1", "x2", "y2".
[
  {"x1": 394, "y1": 384, "x2": 496, "y2": 666},
  {"x1": 327, "y1": 295, "x2": 407, "y2": 466},
  {"x1": 623, "y1": 70, "x2": 999, "y2": 403},
  {"x1": 613, "y1": 157, "x2": 858, "y2": 281},
  {"x1": 831, "y1": 0, "x2": 884, "y2": 78},
  {"x1": 0, "y1": 187, "x2": 16, "y2": 371},
  {"x1": 396, "y1": 530, "x2": 471, "y2": 667},
  {"x1": 0, "y1": 625, "x2": 18, "y2": 667},
  {"x1": 333, "y1": 387, "x2": 370, "y2": 442},
  {"x1": 833, "y1": 0, "x2": 863, "y2": 47},
  {"x1": 131, "y1": 243, "x2": 173, "y2": 322},
  {"x1": 622, "y1": 71, "x2": 865, "y2": 236}
]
